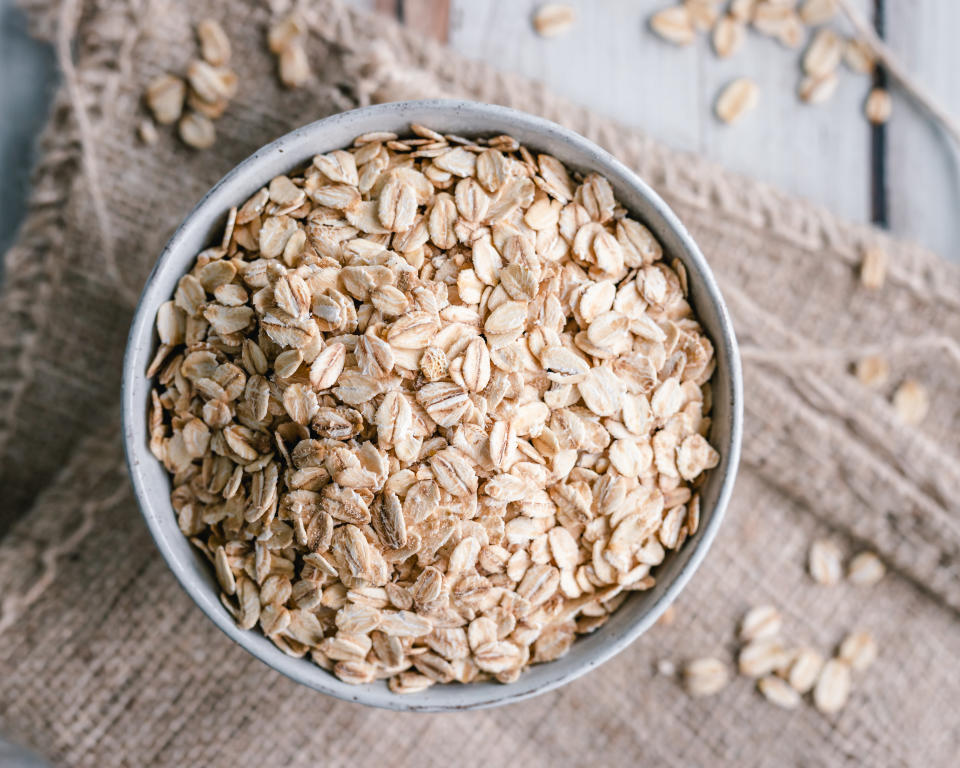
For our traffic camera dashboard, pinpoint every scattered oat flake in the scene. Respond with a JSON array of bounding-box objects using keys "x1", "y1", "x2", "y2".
[
  {"x1": 738, "y1": 637, "x2": 791, "y2": 678},
  {"x1": 893, "y1": 379, "x2": 929, "y2": 425},
  {"x1": 814, "y1": 659, "x2": 851, "y2": 714},
  {"x1": 860, "y1": 245, "x2": 887, "y2": 289},
  {"x1": 146, "y1": 74, "x2": 186, "y2": 125},
  {"x1": 739, "y1": 605, "x2": 782, "y2": 642},
  {"x1": 729, "y1": 0, "x2": 756, "y2": 23},
  {"x1": 178, "y1": 112, "x2": 216, "y2": 149},
  {"x1": 713, "y1": 15, "x2": 745, "y2": 59},
  {"x1": 268, "y1": 14, "x2": 306, "y2": 54},
  {"x1": 847, "y1": 551, "x2": 885, "y2": 586},
  {"x1": 657, "y1": 604, "x2": 677, "y2": 627},
  {"x1": 684, "y1": 657, "x2": 730, "y2": 697},
  {"x1": 197, "y1": 19, "x2": 231, "y2": 66},
  {"x1": 776, "y1": 15, "x2": 806, "y2": 49},
  {"x1": 803, "y1": 28, "x2": 842, "y2": 78},
  {"x1": 752, "y1": 3, "x2": 794, "y2": 38},
  {"x1": 657, "y1": 658, "x2": 677, "y2": 676},
  {"x1": 788, "y1": 647, "x2": 824, "y2": 693},
  {"x1": 799, "y1": 71, "x2": 839, "y2": 104},
  {"x1": 685, "y1": 0, "x2": 719, "y2": 32},
  {"x1": 716, "y1": 78, "x2": 759, "y2": 123},
  {"x1": 855, "y1": 355, "x2": 889, "y2": 389},
  {"x1": 650, "y1": 6, "x2": 695, "y2": 46},
  {"x1": 864, "y1": 87, "x2": 892, "y2": 125},
  {"x1": 279, "y1": 42, "x2": 311, "y2": 88},
  {"x1": 838, "y1": 630, "x2": 878, "y2": 672},
  {"x1": 809, "y1": 539, "x2": 843, "y2": 585},
  {"x1": 138, "y1": 119, "x2": 158, "y2": 145},
  {"x1": 758, "y1": 675, "x2": 801, "y2": 708},
  {"x1": 532, "y1": 3, "x2": 575, "y2": 38},
  {"x1": 187, "y1": 59, "x2": 234, "y2": 104},
  {"x1": 799, "y1": 0, "x2": 837, "y2": 26},
  {"x1": 844, "y1": 37, "x2": 876, "y2": 74}
]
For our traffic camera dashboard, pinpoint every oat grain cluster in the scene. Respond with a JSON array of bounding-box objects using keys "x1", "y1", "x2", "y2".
[
  {"x1": 269, "y1": 14, "x2": 312, "y2": 88},
  {"x1": 143, "y1": 19, "x2": 237, "y2": 149},
  {"x1": 648, "y1": 0, "x2": 886, "y2": 126},
  {"x1": 682, "y1": 546, "x2": 886, "y2": 712},
  {"x1": 147, "y1": 124, "x2": 720, "y2": 690},
  {"x1": 733, "y1": 605, "x2": 874, "y2": 715},
  {"x1": 809, "y1": 539, "x2": 886, "y2": 588}
]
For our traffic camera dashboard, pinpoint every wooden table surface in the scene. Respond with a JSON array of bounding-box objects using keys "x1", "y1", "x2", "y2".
[
  {"x1": 352, "y1": 0, "x2": 960, "y2": 263},
  {"x1": 1, "y1": 0, "x2": 958, "y2": 263}
]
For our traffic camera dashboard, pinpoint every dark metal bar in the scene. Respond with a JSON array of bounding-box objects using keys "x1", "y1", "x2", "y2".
[{"x1": 870, "y1": 0, "x2": 889, "y2": 227}]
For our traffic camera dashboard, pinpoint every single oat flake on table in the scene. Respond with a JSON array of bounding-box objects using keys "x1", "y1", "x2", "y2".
[
  {"x1": 715, "y1": 78, "x2": 759, "y2": 124},
  {"x1": 532, "y1": 4, "x2": 576, "y2": 39},
  {"x1": 146, "y1": 125, "x2": 719, "y2": 689}
]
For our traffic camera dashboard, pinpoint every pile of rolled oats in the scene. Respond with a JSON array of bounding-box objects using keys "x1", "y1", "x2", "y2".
[{"x1": 147, "y1": 124, "x2": 719, "y2": 691}]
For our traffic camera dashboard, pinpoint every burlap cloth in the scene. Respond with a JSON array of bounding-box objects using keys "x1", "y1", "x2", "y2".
[{"x1": 1, "y1": 0, "x2": 959, "y2": 765}]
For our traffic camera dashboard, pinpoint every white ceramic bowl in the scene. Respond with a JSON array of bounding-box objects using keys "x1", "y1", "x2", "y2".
[{"x1": 122, "y1": 100, "x2": 742, "y2": 712}]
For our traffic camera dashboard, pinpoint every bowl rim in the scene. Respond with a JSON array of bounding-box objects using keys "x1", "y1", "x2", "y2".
[{"x1": 122, "y1": 98, "x2": 743, "y2": 712}]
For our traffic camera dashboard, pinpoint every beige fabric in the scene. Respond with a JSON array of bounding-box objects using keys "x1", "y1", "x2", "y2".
[{"x1": 1, "y1": 0, "x2": 959, "y2": 765}]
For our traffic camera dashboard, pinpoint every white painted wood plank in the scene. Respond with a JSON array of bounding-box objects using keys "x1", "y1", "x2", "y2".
[
  {"x1": 885, "y1": 1, "x2": 960, "y2": 262},
  {"x1": 449, "y1": 0, "x2": 872, "y2": 224},
  {"x1": 698, "y1": 0, "x2": 874, "y2": 226},
  {"x1": 448, "y1": 0, "x2": 702, "y2": 151}
]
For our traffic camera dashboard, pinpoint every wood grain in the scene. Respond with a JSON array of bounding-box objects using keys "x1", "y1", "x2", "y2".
[
  {"x1": 697, "y1": 0, "x2": 875, "y2": 228},
  {"x1": 885, "y1": 0, "x2": 960, "y2": 260}
]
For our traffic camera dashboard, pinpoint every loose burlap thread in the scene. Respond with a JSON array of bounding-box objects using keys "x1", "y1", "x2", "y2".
[{"x1": 1, "y1": 1, "x2": 959, "y2": 765}]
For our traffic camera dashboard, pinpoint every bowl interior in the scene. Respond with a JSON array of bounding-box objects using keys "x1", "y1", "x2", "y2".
[{"x1": 122, "y1": 100, "x2": 742, "y2": 712}]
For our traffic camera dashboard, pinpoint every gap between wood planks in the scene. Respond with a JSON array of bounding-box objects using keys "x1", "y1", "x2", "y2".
[{"x1": 871, "y1": 0, "x2": 888, "y2": 227}]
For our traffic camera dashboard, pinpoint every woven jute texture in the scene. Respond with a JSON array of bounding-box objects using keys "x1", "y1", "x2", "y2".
[{"x1": 1, "y1": 1, "x2": 959, "y2": 765}]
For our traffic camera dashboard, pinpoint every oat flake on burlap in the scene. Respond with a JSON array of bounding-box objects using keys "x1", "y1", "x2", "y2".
[{"x1": 0, "y1": 1, "x2": 958, "y2": 766}]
